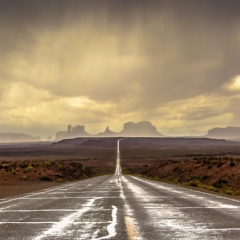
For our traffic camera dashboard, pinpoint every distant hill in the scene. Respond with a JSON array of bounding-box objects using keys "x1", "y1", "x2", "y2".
[
  {"x1": 120, "y1": 137, "x2": 238, "y2": 148},
  {"x1": 119, "y1": 121, "x2": 163, "y2": 137},
  {"x1": 51, "y1": 137, "x2": 120, "y2": 148},
  {"x1": 207, "y1": 127, "x2": 240, "y2": 140},
  {"x1": 51, "y1": 137, "x2": 240, "y2": 150},
  {"x1": 0, "y1": 133, "x2": 41, "y2": 143}
]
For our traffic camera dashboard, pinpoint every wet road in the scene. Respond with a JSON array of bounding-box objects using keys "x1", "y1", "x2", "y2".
[{"x1": 0, "y1": 140, "x2": 240, "y2": 239}]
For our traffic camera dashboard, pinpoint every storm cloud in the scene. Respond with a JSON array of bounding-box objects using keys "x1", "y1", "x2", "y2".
[{"x1": 0, "y1": 0, "x2": 240, "y2": 138}]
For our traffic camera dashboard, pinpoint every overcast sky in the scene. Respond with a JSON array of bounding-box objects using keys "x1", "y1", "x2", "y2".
[{"x1": 0, "y1": 0, "x2": 240, "y2": 138}]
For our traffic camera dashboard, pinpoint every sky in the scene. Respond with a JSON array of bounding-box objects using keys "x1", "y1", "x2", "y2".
[{"x1": 0, "y1": 0, "x2": 240, "y2": 139}]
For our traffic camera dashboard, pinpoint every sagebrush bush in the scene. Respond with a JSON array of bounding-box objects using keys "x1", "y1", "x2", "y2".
[
  {"x1": 189, "y1": 181, "x2": 201, "y2": 187},
  {"x1": 20, "y1": 175, "x2": 28, "y2": 180},
  {"x1": 203, "y1": 185, "x2": 218, "y2": 192},
  {"x1": 43, "y1": 162, "x2": 51, "y2": 168},
  {"x1": 24, "y1": 166, "x2": 33, "y2": 172},
  {"x1": 223, "y1": 188, "x2": 234, "y2": 195}
]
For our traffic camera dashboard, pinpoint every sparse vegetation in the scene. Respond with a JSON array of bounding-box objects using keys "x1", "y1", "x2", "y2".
[
  {"x1": 121, "y1": 145, "x2": 240, "y2": 197},
  {"x1": 24, "y1": 166, "x2": 33, "y2": 172},
  {"x1": 189, "y1": 180, "x2": 201, "y2": 187},
  {"x1": 1, "y1": 137, "x2": 240, "y2": 199},
  {"x1": 202, "y1": 185, "x2": 218, "y2": 192},
  {"x1": 43, "y1": 161, "x2": 51, "y2": 168},
  {"x1": 0, "y1": 159, "x2": 95, "y2": 183},
  {"x1": 20, "y1": 175, "x2": 28, "y2": 181}
]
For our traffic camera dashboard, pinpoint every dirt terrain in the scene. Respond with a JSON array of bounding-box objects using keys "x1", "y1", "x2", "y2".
[
  {"x1": 0, "y1": 138, "x2": 119, "y2": 198},
  {"x1": 1, "y1": 137, "x2": 240, "y2": 198},
  {"x1": 120, "y1": 138, "x2": 240, "y2": 196},
  {"x1": 0, "y1": 159, "x2": 95, "y2": 199}
]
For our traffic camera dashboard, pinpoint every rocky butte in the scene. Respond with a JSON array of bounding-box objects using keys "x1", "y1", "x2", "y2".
[
  {"x1": 56, "y1": 125, "x2": 89, "y2": 140},
  {"x1": 97, "y1": 126, "x2": 116, "y2": 137},
  {"x1": 119, "y1": 121, "x2": 163, "y2": 137},
  {"x1": 55, "y1": 121, "x2": 163, "y2": 140},
  {"x1": 206, "y1": 127, "x2": 240, "y2": 140}
]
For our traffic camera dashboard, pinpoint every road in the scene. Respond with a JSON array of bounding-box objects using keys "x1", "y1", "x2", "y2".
[{"x1": 0, "y1": 140, "x2": 240, "y2": 239}]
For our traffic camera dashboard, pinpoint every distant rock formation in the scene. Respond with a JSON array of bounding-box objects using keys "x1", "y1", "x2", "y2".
[
  {"x1": 47, "y1": 136, "x2": 52, "y2": 141},
  {"x1": 55, "y1": 121, "x2": 164, "y2": 140},
  {"x1": 207, "y1": 127, "x2": 240, "y2": 140},
  {"x1": 0, "y1": 133, "x2": 41, "y2": 143},
  {"x1": 98, "y1": 126, "x2": 116, "y2": 137},
  {"x1": 56, "y1": 131, "x2": 67, "y2": 140},
  {"x1": 119, "y1": 121, "x2": 163, "y2": 137},
  {"x1": 56, "y1": 125, "x2": 90, "y2": 140},
  {"x1": 67, "y1": 125, "x2": 89, "y2": 138}
]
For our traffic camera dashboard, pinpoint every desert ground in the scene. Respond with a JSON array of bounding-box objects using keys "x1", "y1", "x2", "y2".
[
  {"x1": 0, "y1": 137, "x2": 240, "y2": 198},
  {"x1": 120, "y1": 138, "x2": 240, "y2": 197},
  {"x1": 0, "y1": 138, "x2": 119, "y2": 198}
]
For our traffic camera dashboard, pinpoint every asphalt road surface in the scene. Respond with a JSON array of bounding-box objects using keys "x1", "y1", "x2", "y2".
[{"x1": 0, "y1": 140, "x2": 240, "y2": 239}]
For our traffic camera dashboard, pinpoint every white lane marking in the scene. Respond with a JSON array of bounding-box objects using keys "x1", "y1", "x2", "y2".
[
  {"x1": 130, "y1": 176, "x2": 240, "y2": 210},
  {"x1": 120, "y1": 177, "x2": 142, "y2": 240},
  {"x1": 153, "y1": 228, "x2": 240, "y2": 232},
  {"x1": 34, "y1": 198, "x2": 96, "y2": 240},
  {"x1": 0, "y1": 176, "x2": 101, "y2": 204},
  {"x1": 1, "y1": 221, "x2": 240, "y2": 232},
  {"x1": 193, "y1": 228, "x2": 240, "y2": 231},
  {"x1": 131, "y1": 176, "x2": 240, "y2": 204},
  {"x1": 114, "y1": 139, "x2": 125, "y2": 176},
  {"x1": 96, "y1": 205, "x2": 118, "y2": 240},
  {"x1": 123, "y1": 176, "x2": 208, "y2": 238},
  {"x1": 114, "y1": 138, "x2": 142, "y2": 239},
  {"x1": 0, "y1": 203, "x2": 18, "y2": 211},
  {"x1": 0, "y1": 221, "x2": 110, "y2": 224},
  {"x1": 125, "y1": 176, "x2": 240, "y2": 238},
  {"x1": 45, "y1": 191, "x2": 121, "y2": 194},
  {"x1": 144, "y1": 206, "x2": 239, "y2": 209},
  {"x1": 17, "y1": 197, "x2": 119, "y2": 200},
  {"x1": 0, "y1": 209, "x2": 112, "y2": 212},
  {"x1": 0, "y1": 175, "x2": 107, "y2": 205}
]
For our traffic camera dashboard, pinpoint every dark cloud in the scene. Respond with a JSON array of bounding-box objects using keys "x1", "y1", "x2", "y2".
[{"x1": 0, "y1": 0, "x2": 240, "y2": 136}]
